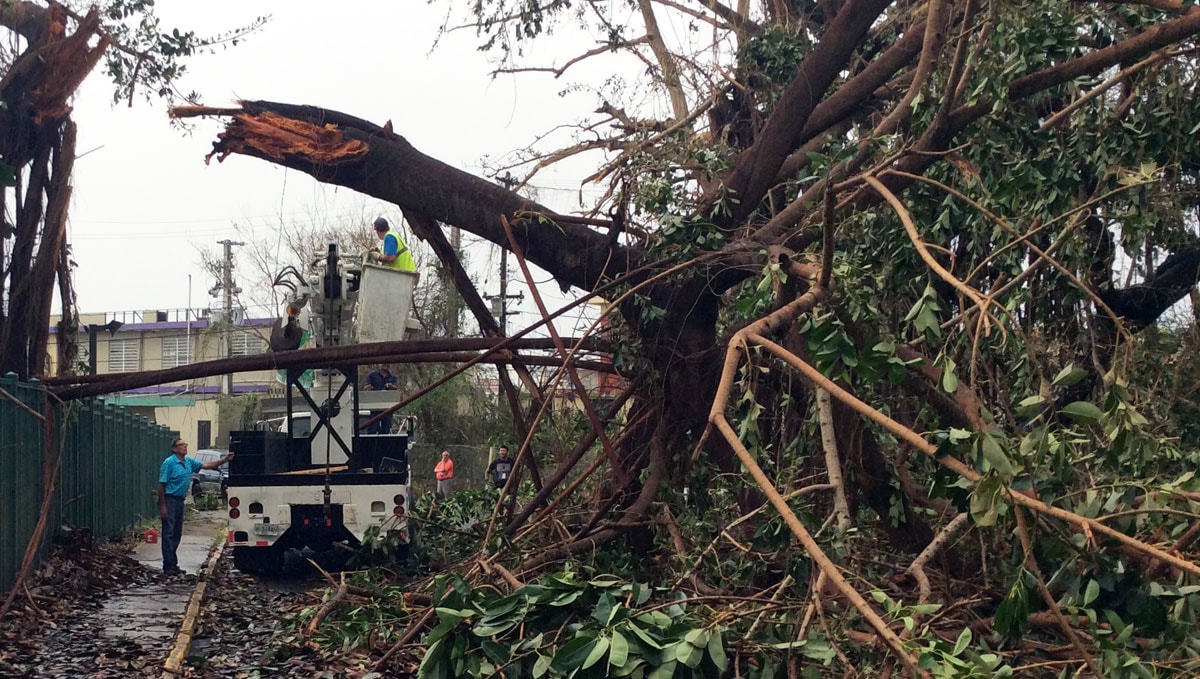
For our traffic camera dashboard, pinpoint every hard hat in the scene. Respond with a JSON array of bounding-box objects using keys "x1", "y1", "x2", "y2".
[{"x1": 373, "y1": 217, "x2": 389, "y2": 231}]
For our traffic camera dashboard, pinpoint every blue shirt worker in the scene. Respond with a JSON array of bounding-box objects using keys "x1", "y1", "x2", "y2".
[
  {"x1": 370, "y1": 217, "x2": 417, "y2": 272},
  {"x1": 363, "y1": 364, "x2": 398, "y2": 434},
  {"x1": 157, "y1": 439, "x2": 232, "y2": 575}
]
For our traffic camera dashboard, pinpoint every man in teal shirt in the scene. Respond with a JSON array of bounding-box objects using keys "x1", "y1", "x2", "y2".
[{"x1": 158, "y1": 439, "x2": 232, "y2": 575}]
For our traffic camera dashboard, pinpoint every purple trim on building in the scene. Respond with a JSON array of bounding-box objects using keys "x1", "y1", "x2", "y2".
[
  {"x1": 117, "y1": 321, "x2": 208, "y2": 331},
  {"x1": 122, "y1": 384, "x2": 271, "y2": 395}
]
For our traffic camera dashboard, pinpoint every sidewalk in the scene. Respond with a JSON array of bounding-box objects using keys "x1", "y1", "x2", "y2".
[
  {"x1": 132, "y1": 508, "x2": 225, "y2": 575},
  {"x1": 86, "y1": 509, "x2": 225, "y2": 646}
]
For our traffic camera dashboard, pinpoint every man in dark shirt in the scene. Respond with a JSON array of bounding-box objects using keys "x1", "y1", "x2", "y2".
[
  {"x1": 486, "y1": 445, "x2": 515, "y2": 490},
  {"x1": 362, "y1": 364, "x2": 398, "y2": 434}
]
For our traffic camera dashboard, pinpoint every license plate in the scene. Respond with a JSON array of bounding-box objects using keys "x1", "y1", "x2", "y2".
[{"x1": 253, "y1": 523, "x2": 283, "y2": 536}]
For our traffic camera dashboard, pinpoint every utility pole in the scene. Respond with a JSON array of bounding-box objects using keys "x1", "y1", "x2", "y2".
[
  {"x1": 449, "y1": 225, "x2": 461, "y2": 338},
  {"x1": 500, "y1": 248, "x2": 510, "y2": 335},
  {"x1": 489, "y1": 173, "x2": 523, "y2": 335},
  {"x1": 488, "y1": 248, "x2": 523, "y2": 335},
  {"x1": 215, "y1": 239, "x2": 244, "y2": 394}
]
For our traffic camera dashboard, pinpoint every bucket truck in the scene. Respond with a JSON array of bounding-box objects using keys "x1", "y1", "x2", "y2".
[{"x1": 224, "y1": 244, "x2": 419, "y2": 574}]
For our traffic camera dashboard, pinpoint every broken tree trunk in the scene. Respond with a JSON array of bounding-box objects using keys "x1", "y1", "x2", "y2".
[
  {"x1": 171, "y1": 101, "x2": 642, "y2": 293},
  {"x1": 49, "y1": 336, "x2": 607, "y2": 400}
]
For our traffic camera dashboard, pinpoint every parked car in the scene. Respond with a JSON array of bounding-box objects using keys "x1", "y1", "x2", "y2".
[{"x1": 190, "y1": 449, "x2": 229, "y2": 499}]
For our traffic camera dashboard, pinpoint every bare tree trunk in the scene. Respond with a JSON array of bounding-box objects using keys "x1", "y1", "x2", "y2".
[
  {"x1": 636, "y1": 0, "x2": 690, "y2": 121},
  {"x1": 816, "y1": 387, "x2": 851, "y2": 532}
]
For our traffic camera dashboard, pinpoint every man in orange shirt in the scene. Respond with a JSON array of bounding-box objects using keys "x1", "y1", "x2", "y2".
[{"x1": 434, "y1": 450, "x2": 454, "y2": 497}]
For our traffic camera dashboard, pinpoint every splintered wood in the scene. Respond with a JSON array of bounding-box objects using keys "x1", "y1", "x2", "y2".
[
  {"x1": 10, "y1": 5, "x2": 110, "y2": 124},
  {"x1": 180, "y1": 109, "x2": 369, "y2": 165}
]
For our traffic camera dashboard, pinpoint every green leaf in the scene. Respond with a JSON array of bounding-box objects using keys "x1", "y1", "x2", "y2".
[
  {"x1": 532, "y1": 653, "x2": 551, "y2": 678},
  {"x1": 550, "y1": 590, "x2": 583, "y2": 606},
  {"x1": 610, "y1": 630, "x2": 630, "y2": 668},
  {"x1": 706, "y1": 629, "x2": 727, "y2": 672},
  {"x1": 679, "y1": 642, "x2": 704, "y2": 668},
  {"x1": 1083, "y1": 579, "x2": 1100, "y2": 607},
  {"x1": 552, "y1": 637, "x2": 598, "y2": 674},
  {"x1": 582, "y1": 637, "x2": 610, "y2": 670},
  {"x1": 434, "y1": 607, "x2": 476, "y2": 623},
  {"x1": 969, "y1": 475, "x2": 1005, "y2": 526},
  {"x1": 481, "y1": 640, "x2": 511, "y2": 665},
  {"x1": 952, "y1": 627, "x2": 972, "y2": 656},
  {"x1": 482, "y1": 594, "x2": 524, "y2": 618},
  {"x1": 994, "y1": 575, "x2": 1030, "y2": 638},
  {"x1": 473, "y1": 618, "x2": 519, "y2": 636},
  {"x1": 1060, "y1": 401, "x2": 1103, "y2": 424},
  {"x1": 948, "y1": 428, "x2": 972, "y2": 442},
  {"x1": 682, "y1": 628, "x2": 709, "y2": 647},
  {"x1": 1052, "y1": 365, "x2": 1087, "y2": 387},
  {"x1": 624, "y1": 621, "x2": 663, "y2": 649},
  {"x1": 592, "y1": 593, "x2": 615, "y2": 625},
  {"x1": 978, "y1": 432, "x2": 1016, "y2": 476},
  {"x1": 426, "y1": 619, "x2": 459, "y2": 645},
  {"x1": 613, "y1": 658, "x2": 646, "y2": 677},
  {"x1": 1014, "y1": 395, "x2": 1045, "y2": 418},
  {"x1": 418, "y1": 638, "x2": 448, "y2": 679},
  {"x1": 940, "y1": 356, "x2": 958, "y2": 393},
  {"x1": 800, "y1": 639, "x2": 836, "y2": 661},
  {"x1": 648, "y1": 660, "x2": 677, "y2": 679}
]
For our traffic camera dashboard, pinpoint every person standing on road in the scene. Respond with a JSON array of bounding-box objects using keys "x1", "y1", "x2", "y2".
[
  {"x1": 362, "y1": 364, "x2": 398, "y2": 434},
  {"x1": 158, "y1": 439, "x2": 232, "y2": 575},
  {"x1": 486, "y1": 445, "x2": 514, "y2": 490},
  {"x1": 434, "y1": 450, "x2": 455, "y2": 497}
]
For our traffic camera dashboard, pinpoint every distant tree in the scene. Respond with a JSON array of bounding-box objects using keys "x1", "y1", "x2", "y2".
[{"x1": 0, "y1": 0, "x2": 262, "y2": 378}]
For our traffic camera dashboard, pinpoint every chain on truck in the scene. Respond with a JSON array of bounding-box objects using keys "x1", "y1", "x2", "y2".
[{"x1": 224, "y1": 243, "x2": 419, "y2": 574}]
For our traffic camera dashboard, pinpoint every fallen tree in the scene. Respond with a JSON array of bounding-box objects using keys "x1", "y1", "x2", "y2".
[{"x1": 154, "y1": 1, "x2": 1200, "y2": 675}]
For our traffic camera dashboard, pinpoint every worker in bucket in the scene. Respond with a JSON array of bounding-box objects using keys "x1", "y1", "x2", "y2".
[
  {"x1": 368, "y1": 217, "x2": 417, "y2": 272},
  {"x1": 157, "y1": 439, "x2": 232, "y2": 575}
]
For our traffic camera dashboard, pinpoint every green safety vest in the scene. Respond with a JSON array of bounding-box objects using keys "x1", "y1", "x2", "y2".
[{"x1": 382, "y1": 229, "x2": 417, "y2": 272}]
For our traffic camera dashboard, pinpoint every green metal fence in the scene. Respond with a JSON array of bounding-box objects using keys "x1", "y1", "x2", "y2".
[{"x1": 0, "y1": 373, "x2": 176, "y2": 595}]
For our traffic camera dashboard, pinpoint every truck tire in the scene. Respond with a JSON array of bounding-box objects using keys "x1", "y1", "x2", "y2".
[{"x1": 232, "y1": 546, "x2": 284, "y2": 575}]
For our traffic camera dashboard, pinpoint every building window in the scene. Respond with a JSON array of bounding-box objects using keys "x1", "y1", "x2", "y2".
[
  {"x1": 108, "y1": 339, "x2": 139, "y2": 372},
  {"x1": 230, "y1": 332, "x2": 265, "y2": 356},
  {"x1": 162, "y1": 336, "x2": 191, "y2": 369}
]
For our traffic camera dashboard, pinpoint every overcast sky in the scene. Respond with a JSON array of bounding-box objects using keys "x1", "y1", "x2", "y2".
[{"x1": 65, "y1": 1, "x2": 627, "y2": 333}]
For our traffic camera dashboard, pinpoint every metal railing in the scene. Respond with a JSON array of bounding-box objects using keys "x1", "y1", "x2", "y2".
[
  {"x1": 0, "y1": 374, "x2": 176, "y2": 595},
  {"x1": 101, "y1": 307, "x2": 211, "y2": 324}
]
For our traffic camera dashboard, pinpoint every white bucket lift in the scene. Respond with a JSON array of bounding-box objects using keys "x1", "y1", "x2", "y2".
[{"x1": 355, "y1": 264, "x2": 420, "y2": 343}]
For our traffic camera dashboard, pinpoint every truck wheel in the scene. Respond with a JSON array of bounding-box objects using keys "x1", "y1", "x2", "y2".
[
  {"x1": 191, "y1": 481, "x2": 202, "y2": 501},
  {"x1": 232, "y1": 546, "x2": 283, "y2": 575}
]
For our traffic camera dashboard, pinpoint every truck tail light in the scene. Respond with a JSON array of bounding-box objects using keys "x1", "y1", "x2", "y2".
[
  {"x1": 392, "y1": 493, "x2": 405, "y2": 506},
  {"x1": 393, "y1": 506, "x2": 405, "y2": 516},
  {"x1": 228, "y1": 496, "x2": 240, "y2": 508},
  {"x1": 229, "y1": 507, "x2": 241, "y2": 519}
]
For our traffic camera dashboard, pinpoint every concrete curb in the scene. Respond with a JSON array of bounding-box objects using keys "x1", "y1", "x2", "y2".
[{"x1": 162, "y1": 526, "x2": 227, "y2": 678}]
